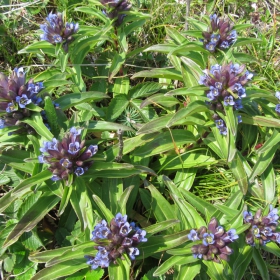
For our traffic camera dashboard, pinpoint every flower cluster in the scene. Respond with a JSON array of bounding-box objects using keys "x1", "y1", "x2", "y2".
[
  {"x1": 243, "y1": 205, "x2": 280, "y2": 246},
  {"x1": 188, "y1": 217, "x2": 238, "y2": 262},
  {"x1": 38, "y1": 127, "x2": 98, "y2": 182},
  {"x1": 100, "y1": 0, "x2": 132, "y2": 26},
  {"x1": 275, "y1": 91, "x2": 280, "y2": 115},
  {"x1": 40, "y1": 12, "x2": 79, "y2": 51},
  {"x1": 85, "y1": 213, "x2": 147, "y2": 269},
  {"x1": 202, "y1": 14, "x2": 237, "y2": 52},
  {"x1": 0, "y1": 68, "x2": 43, "y2": 134},
  {"x1": 199, "y1": 63, "x2": 253, "y2": 135}
]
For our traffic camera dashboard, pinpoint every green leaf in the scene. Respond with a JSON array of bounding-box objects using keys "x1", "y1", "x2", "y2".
[
  {"x1": 18, "y1": 41, "x2": 55, "y2": 56},
  {"x1": 234, "y1": 37, "x2": 262, "y2": 47},
  {"x1": 165, "y1": 85, "x2": 208, "y2": 96},
  {"x1": 56, "y1": 92, "x2": 109, "y2": 110},
  {"x1": 252, "y1": 248, "x2": 270, "y2": 280},
  {"x1": 176, "y1": 263, "x2": 201, "y2": 280},
  {"x1": 144, "y1": 220, "x2": 180, "y2": 234},
  {"x1": 166, "y1": 26, "x2": 188, "y2": 44},
  {"x1": 138, "y1": 230, "x2": 189, "y2": 258},
  {"x1": 180, "y1": 189, "x2": 217, "y2": 216},
  {"x1": 140, "y1": 93, "x2": 179, "y2": 108},
  {"x1": 256, "y1": 129, "x2": 280, "y2": 154},
  {"x1": 146, "y1": 183, "x2": 178, "y2": 222},
  {"x1": 155, "y1": 151, "x2": 217, "y2": 170},
  {"x1": 0, "y1": 149, "x2": 33, "y2": 173},
  {"x1": 22, "y1": 112, "x2": 53, "y2": 141},
  {"x1": 3, "y1": 193, "x2": 60, "y2": 247},
  {"x1": 108, "y1": 52, "x2": 126, "y2": 82},
  {"x1": 118, "y1": 185, "x2": 134, "y2": 214},
  {"x1": 133, "y1": 130, "x2": 195, "y2": 158},
  {"x1": 12, "y1": 170, "x2": 52, "y2": 196},
  {"x1": 108, "y1": 258, "x2": 130, "y2": 280},
  {"x1": 136, "y1": 115, "x2": 173, "y2": 134},
  {"x1": 31, "y1": 258, "x2": 89, "y2": 280},
  {"x1": 92, "y1": 195, "x2": 114, "y2": 222},
  {"x1": 203, "y1": 261, "x2": 227, "y2": 280},
  {"x1": 45, "y1": 242, "x2": 94, "y2": 267},
  {"x1": 233, "y1": 245, "x2": 253, "y2": 280},
  {"x1": 131, "y1": 69, "x2": 183, "y2": 81},
  {"x1": 84, "y1": 162, "x2": 156, "y2": 178},
  {"x1": 262, "y1": 241, "x2": 280, "y2": 258},
  {"x1": 88, "y1": 121, "x2": 133, "y2": 132},
  {"x1": 29, "y1": 247, "x2": 73, "y2": 263},
  {"x1": 163, "y1": 176, "x2": 206, "y2": 228},
  {"x1": 128, "y1": 82, "x2": 162, "y2": 99},
  {"x1": 166, "y1": 100, "x2": 208, "y2": 127},
  {"x1": 261, "y1": 163, "x2": 275, "y2": 203},
  {"x1": 229, "y1": 152, "x2": 249, "y2": 195},
  {"x1": 70, "y1": 177, "x2": 93, "y2": 231},
  {"x1": 153, "y1": 255, "x2": 198, "y2": 277},
  {"x1": 249, "y1": 144, "x2": 278, "y2": 182},
  {"x1": 106, "y1": 94, "x2": 129, "y2": 121},
  {"x1": 240, "y1": 114, "x2": 280, "y2": 128},
  {"x1": 44, "y1": 96, "x2": 60, "y2": 138}
]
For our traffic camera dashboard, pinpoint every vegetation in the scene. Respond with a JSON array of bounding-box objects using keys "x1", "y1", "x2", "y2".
[{"x1": 0, "y1": 0, "x2": 279, "y2": 279}]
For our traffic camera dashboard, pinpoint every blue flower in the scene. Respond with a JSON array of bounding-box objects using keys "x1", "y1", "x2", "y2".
[
  {"x1": 16, "y1": 94, "x2": 32, "y2": 108},
  {"x1": 0, "y1": 118, "x2": 5, "y2": 129},
  {"x1": 188, "y1": 229, "x2": 200, "y2": 241},
  {"x1": 275, "y1": 91, "x2": 280, "y2": 101},
  {"x1": 275, "y1": 104, "x2": 280, "y2": 114},
  {"x1": 114, "y1": 213, "x2": 128, "y2": 227},
  {"x1": 243, "y1": 211, "x2": 253, "y2": 223},
  {"x1": 202, "y1": 233, "x2": 215, "y2": 246},
  {"x1": 87, "y1": 212, "x2": 147, "y2": 269},
  {"x1": 40, "y1": 12, "x2": 79, "y2": 51},
  {"x1": 6, "y1": 102, "x2": 17, "y2": 113},
  {"x1": 224, "y1": 95, "x2": 235, "y2": 106},
  {"x1": 128, "y1": 247, "x2": 139, "y2": 260},
  {"x1": 223, "y1": 229, "x2": 239, "y2": 242}
]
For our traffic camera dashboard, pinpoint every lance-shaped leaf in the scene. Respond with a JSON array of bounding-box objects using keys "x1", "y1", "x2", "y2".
[
  {"x1": 55, "y1": 92, "x2": 109, "y2": 110},
  {"x1": 153, "y1": 255, "x2": 198, "y2": 277},
  {"x1": 166, "y1": 100, "x2": 208, "y2": 127},
  {"x1": 3, "y1": 193, "x2": 60, "y2": 247},
  {"x1": 131, "y1": 68, "x2": 183, "y2": 81}
]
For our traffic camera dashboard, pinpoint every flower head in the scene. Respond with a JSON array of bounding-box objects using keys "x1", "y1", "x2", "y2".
[
  {"x1": 86, "y1": 213, "x2": 147, "y2": 269},
  {"x1": 38, "y1": 127, "x2": 98, "y2": 183},
  {"x1": 202, "y1": 14, "x2": 237, "y2": 53},
  {"x1": 0, "y1": 68, "x2": 44, "y2": 134},
  {"x1": 100, "y1": 0, "x2": 132, "y2": 26},
  {"x1": 200, "y1": 63, "x2": 253, "y2": 135},
  {"x1": 188, "y1": 217, "x2": 238, "y2": 263},
  {"x1": 243, "y1": 205, "x2": 280, "y2": 246},
  {"x1": 40, "y1": 12, "x2": 79, "y2": 51}
]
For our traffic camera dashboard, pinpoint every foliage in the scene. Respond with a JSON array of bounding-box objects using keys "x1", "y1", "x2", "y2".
[{"x1": 0, "y1": 0, "x2": 280, "y2": 279}]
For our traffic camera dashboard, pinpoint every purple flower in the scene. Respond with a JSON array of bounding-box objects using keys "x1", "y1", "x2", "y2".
[
  {"x1": 202, "y1": 14, "x2": 237, "y2": 52},
  {"x1": 244, "y1": 205, "x2": 280, "y2": 246},
  {"x1": 86, "y1": 213, "x2": 147, "y2": 269},
  {"x1": 38, "y1": 127, "x2": 98, "y2": 183},
  {"x1": 203, "y1": 233, "x2": 215, "y2": 246},
  {"x1": 224, "y1": 95, "x2": 235, "y2": 106},
  {"x1": 275, "y1": 104, "x2": 280, "y2": 114},
  {"x1": 189, "y1": 218, "x2": 238, "y2": 263},
  {"x1": 275, "y1": 91, "x2": 280, "y2": 101},
  {"x1": 40, "y1": 12, "x2": 79, "y2": 51},
  {"x1": 188, "y1": 229, "x2": 200, "y2": 241}
]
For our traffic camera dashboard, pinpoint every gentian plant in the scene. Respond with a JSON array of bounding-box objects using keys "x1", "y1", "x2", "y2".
[
  {"x1": 40, "y1": 12, "x2": 79, "y2": 51},
  {"x1": 0, "y1": 67, "x2": 43, "y2": 134},
  {"x1": 202, "y1": 14, "x2": 237, "y2": 52},
  {"x1": 188, "y1": 217, "x2": 238, "y2": 262},
  {"x1": 243, "y1": 205, "x2": 280, "y2": 246},
  {"x1": 199, "y1": 63, "x2": 253, "y2": 134},
  {"x1": 85, "y1": 213, "x2": 147, "y2": 269},
  {"x1": 38, "y1": 127, "x2": 98, "y2": 183}
]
